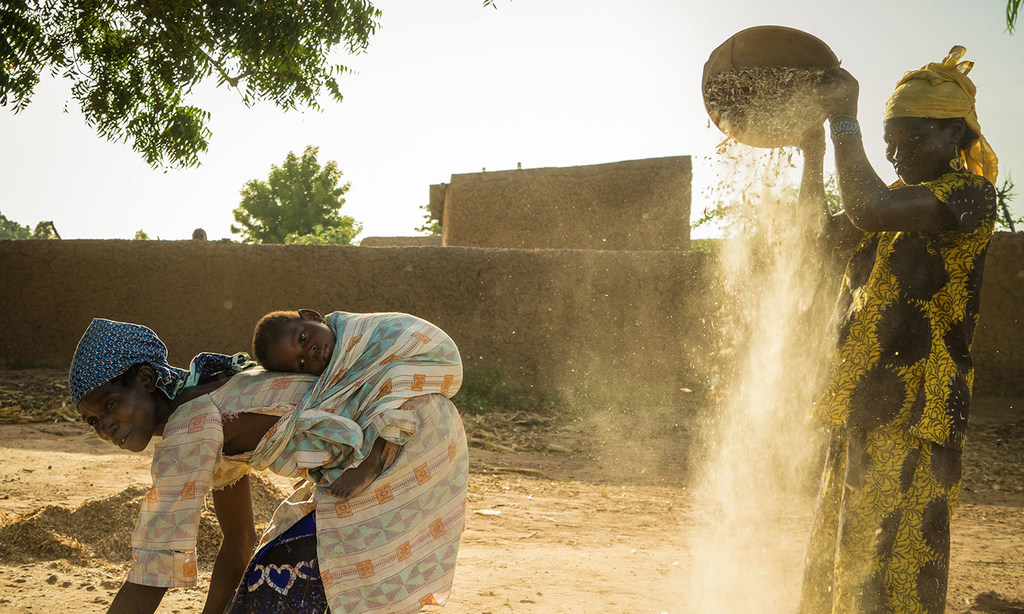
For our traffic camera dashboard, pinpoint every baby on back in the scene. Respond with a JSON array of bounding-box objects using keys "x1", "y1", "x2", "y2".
[{"x1": 252, "y1": 309, "x2": 382, "y2": 499}]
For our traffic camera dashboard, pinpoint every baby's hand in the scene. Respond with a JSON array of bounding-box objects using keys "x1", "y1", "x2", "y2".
[{"x1": 326, "y1": 462, "x2": 377, "y2": 500}]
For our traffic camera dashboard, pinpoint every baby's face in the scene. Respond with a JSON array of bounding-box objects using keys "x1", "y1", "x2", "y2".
[{"x1": 265, "y1": 316, "x2": 336, "y2": 375}]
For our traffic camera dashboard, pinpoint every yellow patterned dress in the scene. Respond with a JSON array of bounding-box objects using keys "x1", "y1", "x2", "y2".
[{"x1": 799, "y1": 171, "x2": 997, "y2": 614}]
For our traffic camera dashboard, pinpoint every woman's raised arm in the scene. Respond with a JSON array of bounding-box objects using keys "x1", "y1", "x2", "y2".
[
  {"x1": 819, "y1": 68, "x2": 957, "y2": 232},
  {"x1": 798, "y1": 125, "x2": 862, "y2": 250}
]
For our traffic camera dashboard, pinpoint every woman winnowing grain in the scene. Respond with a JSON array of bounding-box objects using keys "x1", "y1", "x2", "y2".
[{"x1": 795, "y1": 46, "x2": 998, "y2": 613}]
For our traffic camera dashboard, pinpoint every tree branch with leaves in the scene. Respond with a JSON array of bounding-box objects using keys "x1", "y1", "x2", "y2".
[
  {"x1": 1009, "y1": 0, "x2": 1022, "y2": 32},
  {"x1": 0, "y1": 0, "x2": 382, "y2": 167}
]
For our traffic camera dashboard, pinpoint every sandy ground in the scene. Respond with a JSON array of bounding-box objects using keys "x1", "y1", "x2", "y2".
[{"x1": 0, "y1": 372, "x2": 1021, "y2": 613}]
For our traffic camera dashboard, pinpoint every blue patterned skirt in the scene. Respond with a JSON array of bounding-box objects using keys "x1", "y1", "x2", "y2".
[{"x1": 226, "y1": 512, "x2": 328, "y2": 613}]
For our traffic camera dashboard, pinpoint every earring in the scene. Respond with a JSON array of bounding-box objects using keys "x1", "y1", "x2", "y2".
[{"x1": 949, "y1": 149, "x2": 966, "y2": 171}]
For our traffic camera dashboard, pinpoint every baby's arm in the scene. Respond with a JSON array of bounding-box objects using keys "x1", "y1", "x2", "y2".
[{"x1": 327, "y1": 437, "x2": 389, "y2": 500}]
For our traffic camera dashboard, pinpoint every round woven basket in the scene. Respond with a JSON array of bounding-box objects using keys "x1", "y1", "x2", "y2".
[{"x1": 702, "y1": 26, "x2": 840, "y2": 148}]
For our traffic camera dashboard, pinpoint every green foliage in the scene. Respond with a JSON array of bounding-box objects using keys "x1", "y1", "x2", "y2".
[
  {"x1": 691, "y1": 198, "x2": 762, "y2": 236},
  {"x1": 693, "y1": 170, "x2": 840, "y2": 236},
  {"x1": 0, "y1": 213, "x2": 31, "y2": 239},
  {"x1": 995, "y1": 177, "x2": 1021, "y2": 231},
  {"x1": 133, "y1": 230, "x2": 151, "y2": 240},
  {"x1": 31, "y1": 221, "x2": 59, "y2": 239},
  {"x1": 823, "y1": 174, "x2": 842, "y2": 215},
  {"x1": 0, "y1": 213, "x2": 59, "y2": 239},
  {"x1": 689, "y1": 238, "x2": 721, "y2": 253},
  {"x1": 1009, "y1": 0, "x2": 1022, "y2": 32},
  {"x1": 415, "y1": 203, "x2": 442, "y2": 236},
  {"x1": 0, "y1": 0, "x2": 382, "y2": 167},
  {"x1": 456, "y1": 365, "x2": 565, "y2": 416},
  {"x1": 284, "y1": 222, "x2": 361, "y2": 245},
  {"x1": 232, "y1": 146, "x2": 361, "y2": 244}
]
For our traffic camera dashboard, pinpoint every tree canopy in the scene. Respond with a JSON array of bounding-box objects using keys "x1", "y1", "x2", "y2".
[
  {"x1": 232, "y1": 146, "x2": 361, "y2": 244},
  {"x1": 0, "y1": 0, "x2": 381, "y2": 167},
  {"x1": 0, "y1": 213, "x2": 60, "y2": 239}
]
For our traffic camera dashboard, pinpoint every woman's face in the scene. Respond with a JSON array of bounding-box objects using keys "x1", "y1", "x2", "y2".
[
  {"x1": 884, "y1": 117, "x2": 963, "y2": 185},
  {"x1": 78, "y1": 366, "x2": 167, "y2": 452}
]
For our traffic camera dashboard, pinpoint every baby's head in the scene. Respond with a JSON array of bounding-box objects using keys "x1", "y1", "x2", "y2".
[{"x1": 253, "y1": 309, "x2": 336, "y2": 375}]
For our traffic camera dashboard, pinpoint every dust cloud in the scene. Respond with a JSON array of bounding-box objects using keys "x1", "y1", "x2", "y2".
[{"x1": 685, "y1": 139, "x2": 838, "y2": 613}]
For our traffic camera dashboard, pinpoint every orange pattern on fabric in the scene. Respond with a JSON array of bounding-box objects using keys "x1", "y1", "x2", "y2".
[
  {"x1": 415, "y1": 463, "x2": 431, "y2": 485},
  {"x1": 430, "y1": 518, "x2": 445, "y2": 539},
  {"x1": 326, "y1": 369, "x2": 347, "y2": 389},
  {"x1": 180, "y1": 481, "x2": 195, "y2": 500},
  {"x1": 411, "y1": 374, "x2": 426, "y2": 391},
  {"x1": 396, "y1": 542, "x2": 412, "y2": 561},
  {"x1": 187, "y1": 415, "x2": 205, "y2": 433},
  {"x1": 441, "y1": 374, "x2": 453, "y2": 393},
  {"x1": 375, "y1": 379, "x2": 392, "y2": 400},
  {"x1": 269, "y1": 378, "x2": 292, "y2": 391},
  {"x1": 356, "y1": 560, "x2": 375, "y2": 578},
  {"x1": 412, "y1": 332, "x2": 432, "y2": 344},
  {"x1": 334, "y1": 502, "x2": 352, "y2": 518},
  {"x1": 376, "y1": 484, "x2": 395, "y2": 504}
]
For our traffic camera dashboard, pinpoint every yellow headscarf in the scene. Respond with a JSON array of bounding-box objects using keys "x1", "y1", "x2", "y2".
[{"x1": 884, "y1": 46, "x2": 998, "y2": 184}]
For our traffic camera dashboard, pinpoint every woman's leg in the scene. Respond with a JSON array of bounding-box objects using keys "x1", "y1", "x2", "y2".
[
  {"x1": 882, "y1": 439, "x2": 961, "y2": 614},
  {"x1": 830, "y1": 425, "x2": 960, "y2": 614}
]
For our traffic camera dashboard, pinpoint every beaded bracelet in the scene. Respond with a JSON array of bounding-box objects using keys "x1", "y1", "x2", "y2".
[{"x1": 829, "y1": 114, "x2": 861, "y2": 138}]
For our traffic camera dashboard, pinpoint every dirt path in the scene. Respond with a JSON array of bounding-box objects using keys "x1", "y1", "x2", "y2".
[{"x1": 0, "y1": 375, "x2": 1021, "y2": 613}]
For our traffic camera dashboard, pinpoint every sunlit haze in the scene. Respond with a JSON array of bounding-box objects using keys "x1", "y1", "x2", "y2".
[{"x1": 2, "y1": 0, "x2": 1021, "y2": 241}]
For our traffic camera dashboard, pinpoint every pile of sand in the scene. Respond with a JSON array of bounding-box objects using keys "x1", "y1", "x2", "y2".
[{"x1": 0, "y1": 473, "x2": 286, "y2": 566}]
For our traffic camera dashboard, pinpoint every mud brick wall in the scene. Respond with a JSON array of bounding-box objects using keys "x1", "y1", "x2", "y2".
[
  {"x1": 0, "y1": 240, "x2": 717, "y2": 406},
  {"x1": 1, "y1": 234, "x2": 1021, "y2": 398},
  {"x1": 437, "y1": 157, "x2": 692, "y2": 251},
  {"x1": 972, "y1": 232, "x2": 1024, "y2": 397}
]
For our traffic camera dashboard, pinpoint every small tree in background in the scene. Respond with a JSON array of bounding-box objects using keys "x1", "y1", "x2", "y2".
[
  {"x1": 415, "y1": 204, "x2": 442, "y2": 236},
  {"x1": 232, "y1": 146, "x2": 361, "y2": 244},
  {"x1": 0, "y1": 213, "x2": 60, "y2": 239},
  {"x1": 133, "y1": 230, "x2": 151, "y2": 240},
  {"x1": 995, "y1": 178, "x2": 1021, "y2": 231}
]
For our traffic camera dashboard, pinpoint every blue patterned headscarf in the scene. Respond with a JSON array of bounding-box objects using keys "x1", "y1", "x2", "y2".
[{"x1": 69, "y1": 318, "x2": 252, "y2": 406}]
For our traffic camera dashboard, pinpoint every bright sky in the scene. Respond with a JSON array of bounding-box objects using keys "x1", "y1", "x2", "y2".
[{"x1": 2, "y1": 0, "x2": 1022, "y2": 241}]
